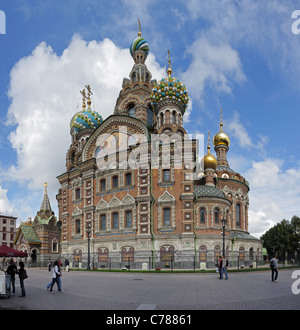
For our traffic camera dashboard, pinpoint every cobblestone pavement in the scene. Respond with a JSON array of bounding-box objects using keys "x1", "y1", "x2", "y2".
[{"x1": 0, "y1": 268, "x2": 299, "y2": 310}]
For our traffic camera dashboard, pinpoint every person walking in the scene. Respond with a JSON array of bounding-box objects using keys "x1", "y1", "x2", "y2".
[
  {"x1": 48, "y1": 258, "x2": 51, "y2": 272},
  {"x1": 6, "y1": 258, "x2": 17, "y2": 296},
  {"x1": 219, "y1": 256, "x2": 228, "y2": 280},
  {"x1": 17, "y1": 261, "x2": 27, "y2": 297},
  {"x1": 270, "y1": 255, "x2": 279, "y2": 282},
  {"x1": 49, "y1": 260, "x2": 63, "y2": 293},
  {"x1": 65, "y1": 258, "x2": 70, "y2": 272},
  {"x1": 217, "y1": 256, "x2": 222, "y2": 279}
]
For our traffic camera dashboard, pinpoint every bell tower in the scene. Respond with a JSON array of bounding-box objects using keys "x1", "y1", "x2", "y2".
[
  {"x1": 114, "y1": 20, "x2": 156, "y2": 127},
  {"x1": 150, "y1": 50, "x2": 189, "y2": 135}
]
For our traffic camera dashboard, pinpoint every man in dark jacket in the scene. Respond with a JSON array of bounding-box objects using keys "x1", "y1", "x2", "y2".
[
  {"x1": 6, "y1": 258, "x2": 17, "y2": 295},
  {"x1": 219, "y1": 256, "x2": 228, "y2": 280}
]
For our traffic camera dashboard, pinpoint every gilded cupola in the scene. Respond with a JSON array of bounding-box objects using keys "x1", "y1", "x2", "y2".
[{"x1": 213, "y1": 109, "x2": 230, "y2": 148}]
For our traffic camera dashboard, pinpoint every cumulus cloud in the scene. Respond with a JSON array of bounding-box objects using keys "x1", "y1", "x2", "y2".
[
  {"x1": 0, "y1": 186, "x2": 15, "y2": 216},
  {"x1": 182, "y1": 37, "x2": 246, "y2": 104},
  {"x1": 6, "y1": 34, "x2": 164, "y2": 197},
  {"x1": 246, "y1": 158, "x2": 300, "y2": 238}
]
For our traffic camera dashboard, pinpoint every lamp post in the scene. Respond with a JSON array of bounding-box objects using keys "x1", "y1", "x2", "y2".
[
  {"x1": 86, "y1": 224, "x2": 91, "y2": 270},
  {"x1": 221, "y1": 218, "x2": 227, "y2": 257}
]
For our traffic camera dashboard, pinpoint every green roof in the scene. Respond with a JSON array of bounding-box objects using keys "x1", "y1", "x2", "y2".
[
  {"x1": 20, "y1": 225, "x2": 42, "y2": 244},
  {"x1": 230, "y1": 231, "x2": 260, "y2": 241}
]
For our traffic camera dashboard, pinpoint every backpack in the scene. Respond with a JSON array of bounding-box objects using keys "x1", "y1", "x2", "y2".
[{"x1": 270, "y1": 259, "x2": 274, "y2": 269}]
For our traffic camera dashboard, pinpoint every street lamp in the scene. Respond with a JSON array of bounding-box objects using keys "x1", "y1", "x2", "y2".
[
  {"x1": 221, "y1": 218, "x2": 227, "y2": 257},
  {"x1": 86, "y1": 224, "x2": 91, "y2": 270}
]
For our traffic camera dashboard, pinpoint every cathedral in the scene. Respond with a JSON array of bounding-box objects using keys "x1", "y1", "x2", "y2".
[{"x1": 56, "y1": 26, "x2": 262, "y2": 269}]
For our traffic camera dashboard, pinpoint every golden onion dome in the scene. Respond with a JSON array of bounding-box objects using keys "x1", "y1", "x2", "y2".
[
  {"x1": 203, "y1": 145, "x2": 217, "y2": 170},
  {"x1": 213, "y1": 109, "x2": 230, "y2": 148}
]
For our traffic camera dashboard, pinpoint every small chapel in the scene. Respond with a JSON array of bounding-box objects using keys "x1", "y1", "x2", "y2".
[{"x1": 14, "y1": 183, "x2": 61, "y2": 265}]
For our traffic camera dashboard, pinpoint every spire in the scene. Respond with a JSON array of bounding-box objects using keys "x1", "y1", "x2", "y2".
[
  {"x1": 220, "y1": 108, "x2": 223, "y2": 131},
  {"x1": 80, "y1": 88, "x2": 86, "y2": 110},
  {"x1": 138, "y1": 19, "x2": 142, "y2": 37},
  {"x1": 213, "y1": 108, "x2": 230, "y2": 148},
  {"x1": 207, "y1": 131, "x2": 211, "y2": 153},
  {"x1": 40, "y1": 182, "x2": 52, "y2": 211},
  {"x1": 167, "y1": 49, "x2": 172, "y2": 78},
  {"x1": 85, "y1": 84, "x2": 93, "y2": 109}
]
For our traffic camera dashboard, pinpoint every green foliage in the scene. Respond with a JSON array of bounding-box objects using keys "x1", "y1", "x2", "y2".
[{"x1": 261, "y1": 215, "x2": 300, "y2": 259}]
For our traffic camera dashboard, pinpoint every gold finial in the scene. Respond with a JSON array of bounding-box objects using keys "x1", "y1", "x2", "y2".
[
  {"x1": 207, "y1": 131, "x2": 211, "y2": 152},
  {"x1": 44, "y1": 182, "x2": 48, "y2": 193},
  {"x1": 85, "y1": 85, "x2": 93, "y2": 109},
  {"x1": 80, "y1": 88, "x2": 86, "y2": 109},
  {"x1": 220, "y1": 108, "x2": 223, "y2": 131},
  {"x1": 138, "y1": 19, "x2": 141, "y2": 37},
  {"x1": 167, "y1": 49, "x2": 172, "y2": 77}
]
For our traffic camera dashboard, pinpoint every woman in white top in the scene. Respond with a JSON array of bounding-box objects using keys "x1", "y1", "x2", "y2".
[{"x1": 49, "y1": 260, "x2": 62, "y2": 293}]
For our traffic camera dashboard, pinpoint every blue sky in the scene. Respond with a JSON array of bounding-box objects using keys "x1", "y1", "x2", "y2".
[{"x1": 0, "y1": 0, "x2": 300, "y2": 238}]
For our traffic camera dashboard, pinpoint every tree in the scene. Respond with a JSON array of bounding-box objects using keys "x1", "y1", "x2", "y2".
[{"x1": 260, "y1": 215, "x2": 300, "y2": 261}]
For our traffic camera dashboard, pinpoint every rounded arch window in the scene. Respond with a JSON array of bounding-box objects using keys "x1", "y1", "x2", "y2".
[
  {"x1": 147, "y1": 106, "x2": 153, "y2": 126},
  {"x1": 236, "y1": 203, "x2": 241, "y2": 227},
  {"x1": 214, "y1": 208, "x2": 220, "y2": 224},
  {"x1": 127, "y1": 104, "x2": 136, "y2": 117},
  {"x1": 200, "y1": 208, "x2": 206, "y2": 224}
]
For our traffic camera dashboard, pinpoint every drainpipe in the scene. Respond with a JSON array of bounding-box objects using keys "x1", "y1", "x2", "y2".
[
  {"x1": 193, "y1": 196, "x2": 197, "y2": 269},
  {"x1": 150, "y1": 163, "x2": 156, "y2": 270}
]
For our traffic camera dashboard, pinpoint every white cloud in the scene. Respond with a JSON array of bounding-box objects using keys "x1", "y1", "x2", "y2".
[
  {"x1": 184, "y1": 1, "x2": 300, "y2": 87},
  {"x1": 182, "y1": 37, "x2": 246, "y2": 104},
  {"x1": 227, "y1": 112, "x2": 253, "y2": 149},
  {"x1": 0, "y1": 186, "x2": 15, "y2": 216},
  {"x1": 6, "y1": 34, "x2": 164, "y2": 198},
  {"x1": 246, "y1": 158, "x2": 300, "y2": 238}
]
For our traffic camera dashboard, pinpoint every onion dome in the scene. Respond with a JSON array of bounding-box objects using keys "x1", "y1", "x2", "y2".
[
  {"x1": 203, "y1": 132, "x2": 217, "y2": 170},
  {"x1": 203, "y1": 145, "x2": 217, "y2": 170},
  {"x1": 70, "y1": 109, "x2": 103, "y2": 133},
  {"x1": 150, "y1": 51, "x2": 189, "y2": 110},
  {"x1": 70, "y1": 86, "x2": 103, "y2": 134},
  {"x1": 130, "y1": 20, "x2": 149, "y2": 57},
  {"x1": 130, "y1": 37, "x2": 149, "y2": 57},
  {"x1": 150, "y1": 77, "x2": 189, "y2": 110},
  {"x1": 213, "y1": 109, "x2": 230, "y2": 148}
]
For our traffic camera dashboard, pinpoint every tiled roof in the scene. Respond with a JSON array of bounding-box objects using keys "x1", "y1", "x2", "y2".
[
  {"x1": 194, "y1": 185, "x2": 225, "y2": 198},
  {"x1": 20, "y1": 225, "x2": 42, "y2": 244},
  {"x1": 40, "y1": 192, "x2": 51, "y2": 211},
  {"x1": 230, "y1": 231, "x2": 260, "y2": 241}
]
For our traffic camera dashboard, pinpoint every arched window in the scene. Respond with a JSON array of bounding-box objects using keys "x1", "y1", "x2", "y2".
[
  {"x1": 125, "y1": 210, "x2": 132, "y2": 228},
  {"x1": 163, "y1": 207, "x2": 171, "y2": 226},
  {"x1": 200, "y1": 208, "x2": 205, "y2": 224},
  {"x1": 128, "y1": 104, "x2": 135, "y2": 117},
  {"x1": 163, "y1": 169, "x2": 170, "y2": 182},
  {"x1": 172, "y1": 111, "x2": 176, "y2": 124},
  {"x1": 147, "y1": 107, "x2": 153, "y2": 126},
  {"x1": 236, "y1": 203, "x2": 241, "y2": 227},
  {"x1": 214, "y1": 208, "x2": 220, "y2": 224},
  {"x1": 112, "y1": 212, "x2": 119, "y2": 229}
]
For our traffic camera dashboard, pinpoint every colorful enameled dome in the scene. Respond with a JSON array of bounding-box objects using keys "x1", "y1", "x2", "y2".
[
  {"x1": 130, "y1": 37, "x2": 149, "y2": 57},
  {"x1": 70, "y1": 109, "x2": 103, "y2": 133},
  {"x1": 150, "y1": 76, "x2": 189, "y2": 110}
]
